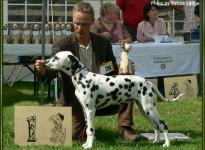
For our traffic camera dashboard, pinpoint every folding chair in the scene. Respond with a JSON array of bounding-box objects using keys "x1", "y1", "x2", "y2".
[{"x1": 3, "y1": 56, "x2": 38, "y2": 95}]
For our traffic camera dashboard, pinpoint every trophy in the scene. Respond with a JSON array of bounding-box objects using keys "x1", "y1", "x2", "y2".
[
  {"x1": 45, "y1": 23, "x2": 53, "y2": 44},
  {"x1": 119, "y1": 43, "x2": 133, "y2": 74},
  {"x1": 61, "y1": 23, "x2": 66, "y2": 35},
  {"x1": 21, "y1": 23, "x2": 32, "y2": 44},
  {"x1": 65, "y1": 24, "x2": 72, "y2": 36},
  {"x1": 47, "y1": 22, "x2": 54, "y2": 44},
  {"x1": 10, "y1": 23, "x2": 21, "y2": 44},
  {"x1": 32, "y1": 24, "x2": 41, "y2": 44},
  {"x1": 3, "y1": 24, "x2": 8, "y2": 44},
  {"x1": 54, "y1": 23, "x2": 62, "y2": 42}
]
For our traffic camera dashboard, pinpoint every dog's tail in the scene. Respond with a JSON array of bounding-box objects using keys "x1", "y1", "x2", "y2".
[{"x1": 153, "y1": 85, "x2": 184, "y2": 102}]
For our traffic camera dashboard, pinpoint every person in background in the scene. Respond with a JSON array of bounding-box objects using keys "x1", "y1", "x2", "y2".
[
  {"x1": 182, "y1": 0, "x2": 198, "y2": 33},
  {"x1": 116, "y1": 0, "x2": 151, "y2": 42},
  {"x1": 166, "y1": 0, "x2": 197, "y2": 40},
  {"x1": 137, "y1": 3, "x2": 167, "y2": 96},
  {"x1": 191, "y1": 0, "x2": 200, "y2": 40},
  {"x1": 194, "y1": 0, "x2": 200, "y2": 25},
  {"x1": 137, "y1": 3, "x2": 167, "y2": 42},
  {"x1": 35, "y1": 2, "x2": 140, "y2": 142},
  {"x1": 90, "y1": 2, "x2": 132, "y2": 44}
]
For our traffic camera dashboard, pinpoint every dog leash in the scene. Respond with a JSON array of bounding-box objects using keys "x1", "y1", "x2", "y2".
[
  {"x1": 73, "y1": 67, "x2": 87, "y2": 76},
  {"x1": 79, "y1": 127, "x2": 86, "y2": 141}
]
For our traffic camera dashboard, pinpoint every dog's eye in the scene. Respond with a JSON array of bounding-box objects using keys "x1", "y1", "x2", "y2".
[{"x1": 53, "y1": 56, "x2": 59, "y2": 60}]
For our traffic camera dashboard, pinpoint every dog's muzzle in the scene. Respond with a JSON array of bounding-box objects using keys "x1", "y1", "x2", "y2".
[{"x1": 45, "y1": 59, "x2": 52, "y2": 68}]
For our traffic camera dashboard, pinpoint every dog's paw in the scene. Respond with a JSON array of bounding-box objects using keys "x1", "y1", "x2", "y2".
[
  {"x1": 162, "y1": 142, "x2": 170, "y2": 147},
  {"x1": 82, "y1": 142, "x2": 93, "y2": 149},
  {"x1": 82, "y1": 142, "x2": 88, "y2": 149},
  {"x1": 152, "y1": 139, "x2": 160, "y2": 144},
  {"x1": 82, "y1": 135, "x2": 95, "y2": 149}
]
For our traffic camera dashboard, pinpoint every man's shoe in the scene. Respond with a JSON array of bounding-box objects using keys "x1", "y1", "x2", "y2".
[{"x1": 118, "y1": 126, "x2": 141, "y2": 142}]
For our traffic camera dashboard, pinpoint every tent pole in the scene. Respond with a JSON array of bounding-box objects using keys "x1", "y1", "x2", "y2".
[{"x1": 40, "y1": 0, "x2": 47, "y2": 104}]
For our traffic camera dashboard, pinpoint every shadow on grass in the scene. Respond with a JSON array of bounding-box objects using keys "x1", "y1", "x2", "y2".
[
  {"x1": 169, "y1": 130, "x2": 202, "y2": 146},
  {"x1": 93, "y1": 128, "x2": 201, "y2": 147},
  {"x1": 3, "y1": 81, "x2": 52, "y2": 107}
]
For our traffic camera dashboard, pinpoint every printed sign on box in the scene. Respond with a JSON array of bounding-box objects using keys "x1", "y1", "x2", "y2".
[
  {"x1": 164, "y1": 75, "x2": 198, "y2": 99},
  {"x1": 15, "y1": 106, "x2": 72, "y2": 146}
]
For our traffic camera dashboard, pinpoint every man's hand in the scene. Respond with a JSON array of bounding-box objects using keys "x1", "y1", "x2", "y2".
[
  {"x1": 35, "y1": 59, "x2": 46, "y2": 76},
  {"x1": 101, "y1": 32, "x2": 112, "y2": 40}
]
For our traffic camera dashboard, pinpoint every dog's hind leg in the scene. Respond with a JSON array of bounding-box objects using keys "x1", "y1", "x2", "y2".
[
  {"x1": 144, "y1": 106, "x2": 170, "y2": 147},
  {"x1": 134, "y1": 100, "x2": 160, "y2": 144}
]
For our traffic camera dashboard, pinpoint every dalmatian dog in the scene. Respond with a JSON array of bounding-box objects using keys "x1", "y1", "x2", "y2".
[{"x1": 45, "y1": 51, "x2": 184, "y2": 149}]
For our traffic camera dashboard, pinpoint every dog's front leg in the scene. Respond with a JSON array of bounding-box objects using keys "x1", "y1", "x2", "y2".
[
  {"x1": 153, "y1": 129, "x2": 160, "y2": 144},
  {"x1": 163, "y1": 130, "x2": 170, "y2": 147},
  {"x1": 82, "y1": 107, "x2": 96, "y2": 149}
]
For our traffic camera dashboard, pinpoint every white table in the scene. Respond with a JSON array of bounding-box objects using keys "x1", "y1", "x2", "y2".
[
  {"x1": 112, "y1": 42, "x2": 200, "y2": 77},
  {"x1": 4, "y1": 42, "x2": 200, "y2": 77},
  {"x1": 3, "y1": 44, "x2": 52, "y2": 56}
]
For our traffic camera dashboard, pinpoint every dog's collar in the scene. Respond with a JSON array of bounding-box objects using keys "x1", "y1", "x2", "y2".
[
  {"x1": 121, "y1": 50, "x2": 129, "y2": 53},
  {"x1": 73, "y1": 67, "x2": 86, "y2": 75}
]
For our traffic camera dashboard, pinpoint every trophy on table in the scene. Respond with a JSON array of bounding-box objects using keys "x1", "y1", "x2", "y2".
[
  {"x1": 32, "y1": 24, "x2": 41, "y2": 44},
  {"x1": 47, "y1": 22, "x2": 54, "y2": 44},
  {"x1": 61, "y1": 23, "x2": 66, "y2": 35},
  {"x1": 45, "y1": 23, "x2": 53, "y2": 44},
  {"x1": 3, "y1": 24, "x2": 8, "y2": 44},
  {"x1": 119, "y1": 43, "x2": 133, "y2": 74},
  {"x1": 8, "y1": 23, "x2": 21, "y2": 44},
  {"x1": 54, "y1": 23, "x2": 62, "y2": 42},
  {"x1": 65, "y1": 24, "x2": 72, "y2": 36},
  {"x1": 21, "y1": 23, "x2": 32, "y2": 44}
]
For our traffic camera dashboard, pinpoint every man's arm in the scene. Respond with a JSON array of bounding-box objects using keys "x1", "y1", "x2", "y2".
[{"x1": 35, "y1": 37, "x2": 65, "y2": 82}]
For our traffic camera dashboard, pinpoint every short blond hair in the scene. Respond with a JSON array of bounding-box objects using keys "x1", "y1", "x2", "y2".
[{"x1": 100, "y1": 2, "x2": 117, "y2": 17}]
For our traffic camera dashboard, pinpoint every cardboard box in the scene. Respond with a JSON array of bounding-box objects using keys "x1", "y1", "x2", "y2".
[
  {"x1": 164, "y1": 75, "x2": 198, "y2": 99},
  {"x1": 146, "y1": 78, "x2": 158, "y2": 88},
  {"x1": 15, "y1": 106, "x2": 72, "y2": 146}
]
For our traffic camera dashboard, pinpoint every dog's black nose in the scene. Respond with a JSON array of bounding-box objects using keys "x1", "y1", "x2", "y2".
[{"x1": 45, "y1": 62, "x2": 52, "y2": 68}]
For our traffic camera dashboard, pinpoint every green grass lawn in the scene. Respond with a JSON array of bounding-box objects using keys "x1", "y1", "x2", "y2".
[{"x1": 2, "y1": 81, "x2": 202, "y2": 150}]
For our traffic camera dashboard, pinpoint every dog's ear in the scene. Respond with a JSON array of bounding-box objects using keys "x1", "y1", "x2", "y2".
[
  {"x1": 57, "y1": 113, "x2": 64, "y2": 121},
  {"x1": 67, "y1": 55, "x2": 79, "y2": 70}
]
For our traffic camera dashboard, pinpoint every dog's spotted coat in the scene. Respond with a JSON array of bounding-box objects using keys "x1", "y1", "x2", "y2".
[{"x1": 45, "y1": 51, "x2": 183, "y2": 149}]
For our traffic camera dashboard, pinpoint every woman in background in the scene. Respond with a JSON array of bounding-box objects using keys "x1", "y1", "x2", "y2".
[
  {"x1": 137, "y1": 3, "x2": 167, "y2": 42},
  {"x1": 194, "y1": 0, "x2": 200, "y2": 25},
  {"x1": 90, "y1": 2, "x2": 132, "y2": 43}
]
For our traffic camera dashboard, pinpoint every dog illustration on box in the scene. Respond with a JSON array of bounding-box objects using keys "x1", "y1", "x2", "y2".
[
  {"x1": 183, "y1": 79, "x2": 194, "y2": 97},
  {"x1": 49, "y1": 113, "x2": 66, "y2": 144}
]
